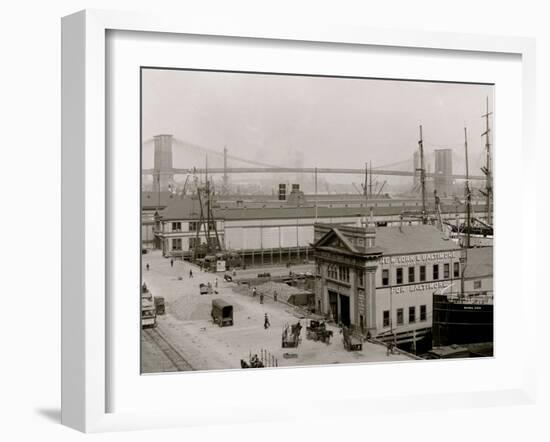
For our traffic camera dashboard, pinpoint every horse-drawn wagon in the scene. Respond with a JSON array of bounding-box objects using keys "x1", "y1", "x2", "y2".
[
  {"x1": 342, "y1": 326, "x2": 363, "y2": 351},
  {"x1": 305, "y1": 320, "x2": 333, "y2": 344},
  {"x1": 282, "y1": 321, "x2": 302, "y2": 348}
]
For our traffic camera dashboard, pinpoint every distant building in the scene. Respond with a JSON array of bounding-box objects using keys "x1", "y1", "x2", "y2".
[
  {"x1": 312, "y1": 223, "x2": 469, "y2": 349},
  {"x1": 141, "y1": 191, "x2": 179, "y2": 249},
  {"x1": 151, "y1": 196, "x2": 488, "y2": 263},
  {"x1": 434, "y1": 148, "x2": 453, "y2": 196}
]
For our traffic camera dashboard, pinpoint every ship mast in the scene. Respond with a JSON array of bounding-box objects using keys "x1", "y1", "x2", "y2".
[
  {"x1": 205, "y1": 155, "x2": 211, "y2": 250},
  {"x1": 418, "y1": 125, "x2": 427, "y2": 224},
  {"x1": 464, "y1": 127, "x2": 471, "y2": 249},
  {"x1": 481, "y1": 97, "x2": 493, "y2": 226}
]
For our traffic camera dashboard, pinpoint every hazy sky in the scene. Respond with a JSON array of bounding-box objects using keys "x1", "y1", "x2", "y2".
[{"x1": 141, "y1": 68, "x2": 494, "y2": 173}]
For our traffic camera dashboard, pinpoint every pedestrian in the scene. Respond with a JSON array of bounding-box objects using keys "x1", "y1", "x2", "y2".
[
  {"x1": 189, "y1": 269, "x2": 193, "y2": 278},
  {"x1": 273, "y1": 291, "x2": 278, "y2": 303},
  {"x1": 215, "y1": 278, "x2": 218, "y2": 288},
  {"x1": 260, "y1": 293, "x2": 264, "y2": 304},
  {"x1": 252, "y1": 287, "x2": 257, "y2": 297},
  {"x1": 264, "y1": 313, "x2": 270, "y2": 329},
  {"x1": 232, "y1": 269, "x2": 236, "y2": 277},
  {"x1": 170, "y1": 258, "x2": 174, "y2": 268},
  {"x1": 146, "y1": 263, "x2": 149, "y2": 271}
]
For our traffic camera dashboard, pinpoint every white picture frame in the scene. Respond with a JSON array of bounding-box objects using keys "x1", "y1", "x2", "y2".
[{"x1": 61, "y1": 9, "x2": 537, "y2": 433}]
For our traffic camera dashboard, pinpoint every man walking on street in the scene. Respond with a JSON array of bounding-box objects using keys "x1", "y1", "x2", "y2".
[
  {"x1": 170, "y1": 258, "x2": 174, "y2": 268},
  {"x1": 273, "y1": 291, "x2": 278, "y2": 303},
  {"x1": 260, "y1": 293, "x2": 264, "y2": 304},
  {"x1": 146, "y1": 263, "x2": 149, "y2": 271},
  {"x1": 189, "y1": 269, "x2": 193, "y2": 278},
  {"x1": 264, "y1": 313, "x2": 270, "y2": 329}
]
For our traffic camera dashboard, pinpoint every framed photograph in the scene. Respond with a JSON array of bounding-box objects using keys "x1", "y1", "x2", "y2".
[{"x1": 61, "y1": 9, "x2": 537, "y2": 432}]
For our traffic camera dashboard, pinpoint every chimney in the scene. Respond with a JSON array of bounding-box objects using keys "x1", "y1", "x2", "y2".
[{"x1": 364, "y1": 226, "x2": 376, "y2": 250}]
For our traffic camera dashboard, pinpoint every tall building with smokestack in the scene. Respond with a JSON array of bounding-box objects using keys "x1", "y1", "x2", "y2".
[
  {"x1": 153, "y1": 134, "x2": 174, "y2": 193},
  {"x1": 434, "y1": 148, "x2": 453, "y2": 196}
]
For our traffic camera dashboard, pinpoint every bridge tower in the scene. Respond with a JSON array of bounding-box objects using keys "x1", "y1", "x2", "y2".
[
  {"x1": 152, "y1": 134, "x2": 174, "y2": 193},
  {"x1": 434, "y1": 148, "x2": 453, "y2": 197}
]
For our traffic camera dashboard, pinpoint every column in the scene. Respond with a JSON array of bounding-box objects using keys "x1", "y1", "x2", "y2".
[
  {"x1": 365, "y1": 261, "x2": 379, "y2": 335},
  {"x1": 349, "y1": 266, "x2": 356, "y2": 329}
]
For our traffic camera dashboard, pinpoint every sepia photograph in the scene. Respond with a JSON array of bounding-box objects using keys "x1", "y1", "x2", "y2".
[{"x1": 140, "y1": 68, "x2": 494, "y2": 373}]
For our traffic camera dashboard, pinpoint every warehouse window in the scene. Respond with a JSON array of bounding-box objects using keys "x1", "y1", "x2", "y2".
[
  {"x1": 474, "y1": 280, "x2": 482, "y2": 290},
  {"x1": 383, "y1": 310, "x2": 390, "y2": 327},
  {"x1": 433, "y1": 264, "x2": 439, "y2": 280},
  {"x1": 420, "y1": 305, "x2": 427, "y2": 321},
  {"x1": 171, "y1": 238, "x2": 182, "y2": 251},
  {"x1": 171, "y1": 222, "x2": 182, "y2": 232},
  {"x1": 189, "y1": 221, "x2": 199, "y2": 231},
  {"x1": 382, "y1": 269, "x2": 389, "y2": 286},
  {"x1": 444, "y1": 263, "x2": 450, "y2": 279},
  {"x1": 453, "y1": 262, "x2": 460, "y2": 278},
  {"x1": 420, "y1": 266, "x2": 426, "y2": 282},
  {"x1": 396, "y1": 267, "x2": 403, "y2": 285},
  {"x1": 396, "y1": 308, "x2": 404, "y2": 325},
  {"x1": 188, "y1": 237, "x2": 199, "y2": 249},
  {"x1": 408, "y1": 266, "x2": 415, "y2": 283},
  {"x1": 409, "y1": 306, "x2": 416, "y2": 323}
]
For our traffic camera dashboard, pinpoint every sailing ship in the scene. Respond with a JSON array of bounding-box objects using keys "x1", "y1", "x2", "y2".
[{"x1": 430, "y1": 104, "x2": 494, "y2": 357}]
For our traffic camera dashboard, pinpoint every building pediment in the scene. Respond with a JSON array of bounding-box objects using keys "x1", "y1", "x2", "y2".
[{"x1": 313, "y1": 228, "x2": 359, "y2": 254}]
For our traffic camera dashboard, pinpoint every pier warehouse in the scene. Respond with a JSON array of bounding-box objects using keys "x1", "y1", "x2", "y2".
[
  {"x1": 152, "y1": 195, "x2": 486, "y2": 263},
  {"x1": 312, "y1": 224, "x2": 464, "y2": 350}
]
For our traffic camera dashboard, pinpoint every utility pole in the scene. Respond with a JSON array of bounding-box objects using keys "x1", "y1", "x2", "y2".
[
  {"x1": 418, "y1": 125, "x2": 427, "y2": 224},
  {"x1": 464, "y1": 127, "x2": 471, "y2": 249},
  {"x1": 481, "y1": 97, "x2": 493, "y2": 225}
]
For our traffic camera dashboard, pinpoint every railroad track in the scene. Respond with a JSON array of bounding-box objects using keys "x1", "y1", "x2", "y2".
[{"x1": 143, "y1": 327, "x2": 194, "y2": 371}]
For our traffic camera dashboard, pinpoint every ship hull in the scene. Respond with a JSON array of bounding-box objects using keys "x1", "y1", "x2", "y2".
[{"x1": 432, "y1": 294, "x2": 493, "y2": 347}]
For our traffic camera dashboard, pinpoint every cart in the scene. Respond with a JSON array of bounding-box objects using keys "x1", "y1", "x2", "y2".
[
  {"x1": 199, "y1": 283, "x2": 210, "y2": 295},
  {"x1": 154, "y1": 296, "x2": 165, "y2": 315},
  {"x1": 282, "y1": 321, "x2": 302, "y2": 348},
  {"x1": 211, "y1": 299, "x2": 234, "y2": 327},
  {"x1": 342, "y1": 326, "x2": 363, "y2": 351},
  {"x1": 306, "y1": 320, "x2": 333, "y2": 344}
]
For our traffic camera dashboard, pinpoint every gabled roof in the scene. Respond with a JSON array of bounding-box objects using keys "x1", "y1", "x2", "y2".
[
  {"x1": 375, "y1": 225, "x2": 460, "y2": 255},
  {"x1": 314, "y1": 224, "x2": 461, "y2": 257},
  {"x1": 315, "y1": 227, "x2": 360, "y2": 254},
  {"x1": 142, "y1": 191, "x2": 179, "y2": 210},
  {"x1": 160, "y1": 197, "x2": 202, "y2": 220},
  {"x1": 313, "y1": 227, "x2": 384, "y2": 257}
]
